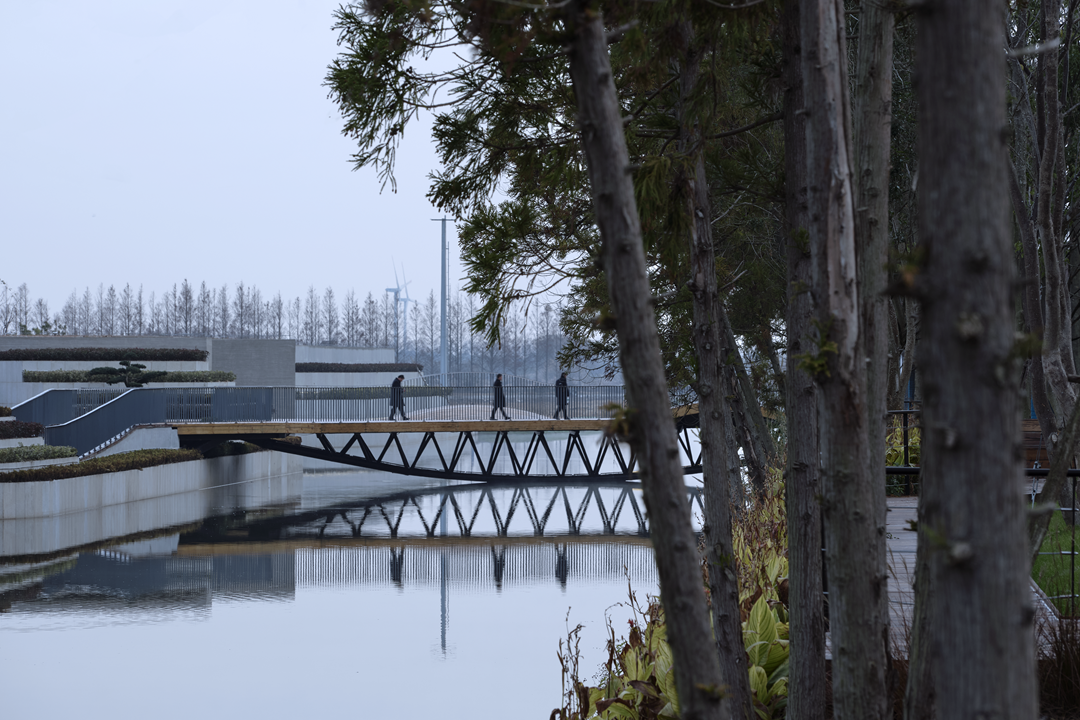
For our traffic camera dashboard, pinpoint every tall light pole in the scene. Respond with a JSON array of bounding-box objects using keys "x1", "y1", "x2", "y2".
[{"x1": 431, "y1": 218, "x2": 451, "y2": 378}]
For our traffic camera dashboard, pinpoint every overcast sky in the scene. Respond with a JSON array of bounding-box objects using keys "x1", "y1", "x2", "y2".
[{"x1": 1, "y1": 0, "x2": 463, "y2": 314}]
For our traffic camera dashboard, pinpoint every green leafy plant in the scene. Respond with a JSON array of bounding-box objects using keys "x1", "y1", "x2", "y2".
[
  {"x1": 553, "y1": 593, "x2": 790, "y2": 720},
  {"x1": 743, "y1": 596, "x2": 790, "y2": 719},
  {"x1": 886, "y1": 424, "x2": 920, "y2": 466}
]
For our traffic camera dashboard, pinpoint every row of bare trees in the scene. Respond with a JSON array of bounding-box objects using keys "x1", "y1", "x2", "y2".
[{"x1": 0, "y1": 281, "x2": 569, "y2": 380}]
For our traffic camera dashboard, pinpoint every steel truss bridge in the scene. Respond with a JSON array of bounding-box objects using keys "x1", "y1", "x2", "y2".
[
  {"x1": 15, "y1": 385, "x2": 702, "y2": 482},
  {"x1": 178, "y1": 421, "x2": 702, "y2": 483}
]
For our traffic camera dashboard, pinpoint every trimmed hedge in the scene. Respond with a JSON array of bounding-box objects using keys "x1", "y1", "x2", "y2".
[
  {"x1": 23, "y1": 370, "x2": 236, "y2": 383},
  {"x1": 0, "y1": 347, "x2": 208, "y2": 362},
  {"x1": 0, "y1": 421, "x2": 44, "y2": 439},
  {"x1": 0, "y1": 406, "x2": 10, "y2": 417},
  {"x1": 296, "y1": 362, "x2": 424, "y2": 373},
  {"x1": 0, "y1": 448, "x2": 202, "y2": 483},
  {"x1": 0, "y1": 445, "x2": 78, "y2": 463}
]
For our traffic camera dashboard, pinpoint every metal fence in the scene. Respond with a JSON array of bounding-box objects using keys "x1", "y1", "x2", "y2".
[
  {"x1": 42, "y1": 385, "x2": 628, "y2": 455},
  {"x1": 12, "y1": 387, "x2": 128, "y2": 428}
]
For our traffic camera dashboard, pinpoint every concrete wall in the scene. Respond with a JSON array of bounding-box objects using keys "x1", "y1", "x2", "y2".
[
  {"x1": 89, "y1": 425, "x2": 180, "y2": 458},
  {"x1": 0, "y1": 437, "x2": 44, "y2": 449},
  {"x1": 0, "y1": 450, "x2": 303, "y2": 521},
  {"x1": 295, "y1": 370, "x2": 423, "y2": 387},
  {"x1": 295, "y1": 345, "x2": 395, "y2": 364},
  {"x1": 0, "y1": 456, "x2": 79, "y2": 472},
  {"x1": 212, "y1": 338, "x2": 295, "y2": 386},
  {"x1": 0, "y1": 452, "x2": 304, "y2": 556}
]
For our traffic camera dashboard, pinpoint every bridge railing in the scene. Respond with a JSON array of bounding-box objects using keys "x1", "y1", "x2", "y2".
[
  {"x1": 43, "y1": 385, "x2": 628, "y2": 454},
  {"x1": 12, "y1": 387, "x2": 128, "y2": 427}
]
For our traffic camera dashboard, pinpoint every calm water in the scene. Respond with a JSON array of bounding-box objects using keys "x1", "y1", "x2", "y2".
[{"x1": 1, "y1": 444, "x2": 700, "y2": 720}]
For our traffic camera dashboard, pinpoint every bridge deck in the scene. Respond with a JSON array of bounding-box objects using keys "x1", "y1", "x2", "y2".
[{"x1": 174, "y1": 419, "x2": 612, "y2": 435}]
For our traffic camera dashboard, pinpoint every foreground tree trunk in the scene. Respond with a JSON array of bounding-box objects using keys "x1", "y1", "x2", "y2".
[
  {"x1": 801, "y1": 0, "x2": 890, "y2": 717},
  {"x1": 852, "y1": 0, "x2": 895, "y2": 711},
  {"x1": 782, "y1": 0, "x2": 826, "y2": 715},
  {"x1": 566, "y1": 3, "x2": 726, "y2": 718},
  {"x1": 673, "y1": 18, "x2": 754, "y2": 720},
  {"x1": 911, "y1": 0, "x2": 1038, "y2": 715}
]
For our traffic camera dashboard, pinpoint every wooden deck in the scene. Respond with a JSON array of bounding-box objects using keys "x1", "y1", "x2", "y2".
[{"x1": 173, "y1": 419, "x2": 612, "y2": 436}]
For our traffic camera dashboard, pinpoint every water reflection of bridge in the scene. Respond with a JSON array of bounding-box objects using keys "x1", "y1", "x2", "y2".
[
  {"x1": 1, "y1": 482, "x2": 682, "y2": 618},
  {"x1": 237, "y1": 481, "x2": 704, "y2": 539}
]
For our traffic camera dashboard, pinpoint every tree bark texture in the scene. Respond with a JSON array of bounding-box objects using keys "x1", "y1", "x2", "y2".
[
  {"x1": 914, "y1": 0, "x2": 1038, "y2": 715},
  {"x1": 673, "y1": 18, "x2": 754, "y2": 719},
  {"x1": 801, "y1": 0, "x2": 890, "y2": 717},
  {"x1": 852, "y1": 0, "x2": 894, "y2": 711},
  {"x1": 566, "y1": 4, "x2": 726, "y2": 719},
  {"x1": 718, "y1": 311, "x2": 775, "y2": 497},
  {"x1": 782, "y1": 0, "x2": 827, "y2": 715}
]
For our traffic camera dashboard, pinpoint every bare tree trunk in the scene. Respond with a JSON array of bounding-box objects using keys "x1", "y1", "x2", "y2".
[
  {"x1": 912, "y1": 0, "x2": 1038, "y2": 715},
  {"x1": 566, "y1": 4, "x2": 725, "y2": 718},
  {"x1": 719, "y1": 311, "x2": 775, "y2": 495},
  {"x1": 782, "y1": 0, "x2": 826, "y2": 714},
  {"x1": 801, "y1": 0, "x2": 890, "y2": 716},
  {"x1": 673, "y1": 18, "x2": 754, "y2": 719},
  {"x1": 853, "y1": 0, "x2": 894, "y2": 711}
]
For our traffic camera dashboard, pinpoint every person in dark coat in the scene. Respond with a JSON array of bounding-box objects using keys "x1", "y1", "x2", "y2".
[
  {"x1": 390, "y1": 375, "x2": 408, "y2": 420},
  {"x1": 490, "y1": 373, "x2": 511, "y2": 420},
  {"x1": 554, "y1": 372, "x2": 570, "y2": 419}
]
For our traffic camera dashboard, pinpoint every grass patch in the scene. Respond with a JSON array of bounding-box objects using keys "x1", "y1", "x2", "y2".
[
  {"x1": 1034, "y1": 509, "x2": 1080, "y2": 617},
  {"x1": 0, "y1": 448, "x2": 203, "y2": 483}
]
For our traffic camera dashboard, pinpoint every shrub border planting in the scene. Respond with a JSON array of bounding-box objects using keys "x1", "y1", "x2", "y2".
[
  {"x1": 22, "y1": 370, "x2": 236, "y2": 383},
  {"x1": 0, "y1": 347, "x2": 208, "y2": 362},
  {"x1": 296, "y1": 362, "x2": 424, "y2": 373},
  {"x1": 0, "y1": 448, "x2": 203, "y2": 483}
]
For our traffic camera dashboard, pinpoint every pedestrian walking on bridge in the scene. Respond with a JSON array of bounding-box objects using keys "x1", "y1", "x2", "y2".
[
  {"x1": 554, "y1": 372, "x2": 570, "y2": 419},
  {"x1": 390, "y1": 375, "x2": 409, "y2": 420},
  {"x1": 491, "y1": 374, "x2": 511, "y2": 420}
]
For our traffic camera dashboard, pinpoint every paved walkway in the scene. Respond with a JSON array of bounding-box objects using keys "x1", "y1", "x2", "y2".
[{"x1": 883, "y1": 496, "x2": 1060, "y2": 656}]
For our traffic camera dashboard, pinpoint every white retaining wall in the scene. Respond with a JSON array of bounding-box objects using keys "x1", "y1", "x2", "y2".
[
  {"x1": 295, "y1": 345, "x2": 395, "y2": 364},
  {"x1": 295, "y1": 371, "x2": 423, "y2": 387},
  {"x1": 0, "y1": 456, "x2": 79, "y2": 472},
  {"x1": 0, "y1": 452, "x2": 303, "y2": 558},
  {"x1": 0, "y1": 437, "x2": 44, "y2": 449},
  {"x1": 0, "y1": 451, "x2": 303, "y2": 521}
]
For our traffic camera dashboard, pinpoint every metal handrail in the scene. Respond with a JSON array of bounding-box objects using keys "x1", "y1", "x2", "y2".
[{"x1": 43, "y1": 385, "x2": 629, "y2": 455}]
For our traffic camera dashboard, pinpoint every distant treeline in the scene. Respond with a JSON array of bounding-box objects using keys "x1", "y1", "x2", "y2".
[{"x1": 0, "y1": 281, "x2": 570, "y2": 383}]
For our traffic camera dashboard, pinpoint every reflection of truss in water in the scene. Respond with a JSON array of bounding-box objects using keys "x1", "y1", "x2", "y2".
[{"x1": 252, "y1": 482, "x2": 704, "y2": 540}]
